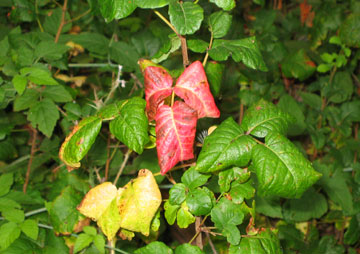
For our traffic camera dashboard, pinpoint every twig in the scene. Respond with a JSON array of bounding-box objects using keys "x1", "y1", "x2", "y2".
[
  {"x1": 113, "y1": 149, "x2": 132, "y2": 186},
  {"x1": 205, "y1": 231, "x2": 218, "y2": 254},
  {"x1": 23, "y1": 127, "x2": 38, "y2": 194},
  {"x1": 65, "y1": 8, "x2": 91, "y2": 24},
  {"x1": 25, "y1": 207, "x2": 47, "y2": 217},
  {"x1": 195, "y1": 217, "x2": 203, "y2": 249},
  {"x1": 105, "y1": 135, "x2": 111, "y2": 181},
  {"x1": 54, "y1": 0, "x2": 68, "y2": 43},
  {"x1": 104, "y1": 65, "x2": 122, "y2": 105}
]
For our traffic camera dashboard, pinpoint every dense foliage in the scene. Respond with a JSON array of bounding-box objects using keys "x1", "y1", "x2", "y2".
[{"x1": 0, "y1": 0, "x2": 359, "y2": 253}]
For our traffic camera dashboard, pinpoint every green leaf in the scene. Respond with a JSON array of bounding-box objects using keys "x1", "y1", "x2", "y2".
[
  {"x1": 177, "y1": 202, "x2": 195, "y2": 228},
  {"x1": 327, "y1": 71, "x2": 353, "y2": 104},
  {"x1": 300, "y1": 92, "x2": 322, "y2": 110},
  {"x1": 210, "y1": 0, "x2": 235, "y2": 11},
  {"x1": 341, "y1": 100, "x2": 360, "y2": 122},
  {"x1": 83, "y1": 226, "x2": 97, "y2": 236},
  {"x1": 20, "y1": 67, "x2": 59, "y2": 86},
  {"x1": 339, "y1": 13, "x2": 360, "y2": 48},
  {"x1": 195, "y1": 117, "x2": 256, "y2": 173},
  {"x1": 186, "y1": 188, "x2": 213, "y2": 216},
  {"x1": 0, "y1": 198, "x2": 20, "y2": 212},
  {"x1": 2, "y1": 209, "x2": 25, "y2": 223},
  {"x1": 42, "y1": 85, "x2": 72, "y2": 103},
  {"x1": 169, "y1": 1, "x2": 204, "y2": 35},
  {"x1": 73, "y1": 233, "x2": 93, "y2": 253},
  {"x1": 134, "y1": 241, "x2": 173, "y2": 254},
  {"x1": 255, "y1": 196, "x2": 283, "y2": 219},
  {"x1": 241, "y1": 99, "x2": 295, "y2": 138},
  {"x1": 251, "y1": 132, "x2": 321, "y2": 198},
  {"x1": 229, "y1": 181, "x2": 255, "y2": 204},
  {"x1": 281, "y1": 49, "x2": 316, "y2": 81},
  {"x1": 46, "y1": 186, "x2": 83, "y2": 234},
  {"x1": 169, "y1": 183, "x2": 187, "y2": 205},
  {"x1": 14, "y1": 89, "x2": 39, "y2": 111},
  {"x1": 205, "y1": 61, "x2": 224, "y2": 96},
  {"x1": 277, "y1": 95, "x2": 306, "y2": 136},
  {"x1": 21, "y1": 219, "x2": 39, "y2": 240},
  {"x1": 209, "y1": 11, "x2": 232, "y2": 38},
  {"x1": 0, "y1": 222, "x2": 21, "y2": 251},
  {"x1": 181, "y1": 167, "x2": 210, "y2": 190},
  {"x1": 218, "y1": 167, "x2": 250, "y2": 193},
  {"x1": 59, "y1": 116, "x2": 102, "y2": 168},
  {"x1": 99, "y1": 0, "x2": 136, "y2": 22},
  {"x1": 134, "y1": 0, "x2": 169, "y2": 8},
  {"x1": 109, "y1": 97, "x2": 149, "y2": 154},
  {"x1": 0, "y1": 173, "x2": 13, "y2": 196},
  {"x1": 93, "y1": 234, "x2": 105, "y2": 254},
  {"x1": 229, "y1": 229, "x2": 283, "y2": 254},
  {"x1": 211, "y1": 198, "x2": 244, "y2": 245},
  {"x1": 282, "y1": 187, "x2": 328, "y2": 222},
  {"x1": 209, "y1": 38, "x2": 267, "y2": 71},
  {"x1": 110, "y1": 41, "x2": 140, "y2": 71},
  {"x1": 28, "y1": 98, "x2": 59, "y2": 137},
  {"x1": 164, "y1": 200, "x2": 179, "y2": 225},
  {"x1": 73, "y1": 33, "x2": 110, "y2": 55},
  {"x1": 344, "y1": 214, "x2": 360, "y2": 245},
  {"x1": 187, "y1": 39, "x2": 208, "y2": 53},
  {"x1": 34, "y1": 41, "x2": 69, "y2": 61},
  {"x1": 152, "y1": 34, "x2": 181, "y2": 63},
  {"x1": 12, "y1": 75, "x2": 27, "y2": 95},
  {"x1": 175, "y1": 243, "x2": 204, "y2": 254},
  {"x1": 318, "y1": 170, "x2": 353, "y2": 215}
]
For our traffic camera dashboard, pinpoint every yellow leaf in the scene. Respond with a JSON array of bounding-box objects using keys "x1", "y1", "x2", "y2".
[
  {"x1": 118, "y1": 169, "x2": 162, "y2": 236},
  {"x1": 77, "y1": 182, "x2": 117, "y2": 221}
]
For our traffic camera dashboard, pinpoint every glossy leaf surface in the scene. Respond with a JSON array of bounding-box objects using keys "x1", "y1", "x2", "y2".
[
  {"x1": 98, "y1": 0, "x2": 136, "y2": 22},
  {"x1": 155, "y1": 101, "x2": 197, "y2": 174},
  {"x1": 59, "y1": 116, "x2": 102, "y2": 168},
  {"x1": 174, "y1": 61, "x2": 220, "y2": 119},
  {"x1": 229, "y1": 229, "x2": 283, "y2": 254},
  {"x1": 109, "y1": 97, "x2": 149, "y2": 154},
  {"x1": 251, "y1": 132, "x2": 322, "y2": 198},
  {"x1": 169, "y1": 2, "x2": 204, "y2": 35},
  {"x1": 195, "y1": 117, "x2": 256, "y2": 173},
  {"x1": 241, "y1": 99, "x2": 295, "y2": 138},
  {"x1": 141, "y1": 61, "x2": 173, "y2": 121},
  {"x1": 208, "y1": 38, "x2": 268, "y2": 71}
]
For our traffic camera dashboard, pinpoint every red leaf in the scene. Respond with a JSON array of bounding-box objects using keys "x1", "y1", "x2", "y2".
[
  {"x1": 174, "y1": 61, "x2": 220, "y2": 119},
  {"x1": 155, "y1": 101, "x2": 197, "y2": 174},
  {"x1": 144, "y1": 66, "x2": 173, "y2": 121}
]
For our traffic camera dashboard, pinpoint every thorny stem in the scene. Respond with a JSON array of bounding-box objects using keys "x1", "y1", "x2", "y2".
[
  {"x1": 113, "y1": 149, "x2": 132, "y2": 186},
  {"x1": 23, "y1": 127, "x2": 37, "y2": 194},
  {"x1": 202, "y1": 33, "x2": 214, "y2": 67},
  {"x1": 54, "y1": 0, "x2": 68, "y2": 43}
]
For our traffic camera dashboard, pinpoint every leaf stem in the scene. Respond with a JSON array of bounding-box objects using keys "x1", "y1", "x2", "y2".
[
  {"x1": 154, "y1": 10, "x2": 179, "y2": 37},
  {"x1": 113, "y1": 149, "x2": 132, "y2": 186},
  {"x1": 68, "y1": 63, "x2": 119, "y2": 68},
  {"x1": 203, "y1": 32, "x2": 214, "y2": 67},
  {"x1": 154, "y1": 10, "x2": 189, "y2": 67},
  {"x1": 171, "y1": 91, "x2": 175, "y2": 107}
]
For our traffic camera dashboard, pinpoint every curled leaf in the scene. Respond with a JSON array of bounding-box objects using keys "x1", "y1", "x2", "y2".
[
  {"x1": 155, "y1": 101, "x2": 198, "y2": 174},
  {"x1": 174, "y1": 61, "x2": 220, "y2": 119},
  {"x1": 59, "y1": 116, "x2": 102, "y2": 169},
  {"x1": 140, "y1": 59, "x2": 173, "y2": 121}
]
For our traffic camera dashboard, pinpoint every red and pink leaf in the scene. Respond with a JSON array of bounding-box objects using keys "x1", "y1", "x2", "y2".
[
  {"x1": 144, "y1": 66, "x2": 173, "y2": 121},
  {"x1": 174, "y1": 61, "x2": 220, "y2": 119},
  {"x1": 155, "y1": 101, "x2": 197, "y2": 174}
]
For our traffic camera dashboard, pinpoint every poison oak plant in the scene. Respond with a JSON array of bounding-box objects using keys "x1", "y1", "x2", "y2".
[{"x1": 0, "y1": 0, "x2": 359, "y2": 253}]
